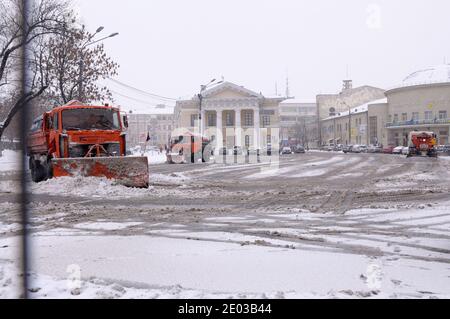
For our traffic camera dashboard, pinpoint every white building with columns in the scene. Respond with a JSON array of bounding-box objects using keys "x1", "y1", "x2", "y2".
[{"x1": 174, "y1": 82, "x2": 286, "y2": 152}]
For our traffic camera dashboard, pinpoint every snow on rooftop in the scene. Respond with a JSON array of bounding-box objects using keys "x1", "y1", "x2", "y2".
[
  {"x1": 323, "y1": 98, "x2": 387, "y2": 121},
  {"x1": 280, "y1": 98, "x2": 317, "y2": 105},
  {"x1": 391, "y1": 64, "x2": 450, "y2": 90}
]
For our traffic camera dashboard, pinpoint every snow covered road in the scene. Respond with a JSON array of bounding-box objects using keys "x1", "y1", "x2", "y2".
[{"x1": 1, "y1": 151, "x2": 450, "y2": 298}]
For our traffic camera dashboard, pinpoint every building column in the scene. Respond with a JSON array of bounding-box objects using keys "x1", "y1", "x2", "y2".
[
  {"x1": 254, "y1": 108, "x2": 260, "y2": 150},
  {"x1": 216, "y1": 110, "x2": 223, "y2": 155},
  {"x1": 200, "y1": 109, "x2": 206, "y2": 136},
  {"x1": 235, "y1": 109, "x2": 242, "y2": 147}
]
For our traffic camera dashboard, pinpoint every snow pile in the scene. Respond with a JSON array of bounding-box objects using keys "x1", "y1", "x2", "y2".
[
  {"x1": 30, "y1": 176, "x2": 151, "y2": 198},
  {"x1": 130, "y1": 148, "x2": 167, "y2": 165},
  {"x1": 146, "y1": 151, "x2": 167, "y2": 165},
  {"x1": 28, "y1": 173, "x2": 190, "y2": 198},
  {"x1": 0, "y1": 150, "x2": 20, "y2": 172}
]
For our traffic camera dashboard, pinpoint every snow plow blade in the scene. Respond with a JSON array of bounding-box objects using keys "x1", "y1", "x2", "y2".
[{"x1": 52, "y1": 157, "x2": 149, "y2": 188}]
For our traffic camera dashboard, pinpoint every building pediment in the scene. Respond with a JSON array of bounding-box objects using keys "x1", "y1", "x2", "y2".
[{"x1": 202, "y1": 82, "x2": 263, "y2": 99}]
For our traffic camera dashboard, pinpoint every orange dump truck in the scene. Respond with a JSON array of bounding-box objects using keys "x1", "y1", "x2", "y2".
[
  {"x1": 166, "y1": 132, "x2": 212, "y2": 164},
  {"x1": 27, "y1": 100, "x2": 149, "y2": 188},
  {"x1": 407, "y1": 131, "x2": 438, "y2": 158}
]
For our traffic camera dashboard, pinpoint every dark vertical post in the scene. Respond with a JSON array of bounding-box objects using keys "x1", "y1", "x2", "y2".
[
  {"x1": 19, "y1": 0, "x2": 30, "y2": 299},
  {"x1": 19, "y1": 0, "x2": 31, "y2": 299}
]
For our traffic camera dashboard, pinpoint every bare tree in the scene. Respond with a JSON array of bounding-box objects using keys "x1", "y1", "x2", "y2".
[
  {"x1": 44, "y1": 25, "x2": 119, "y2": 105},
  {"x1": 0, "y1": 0, "x2": 73, "y2": 139},
  {"x1": 0, "y1": 0, "x2": 119, "y2": 140}
]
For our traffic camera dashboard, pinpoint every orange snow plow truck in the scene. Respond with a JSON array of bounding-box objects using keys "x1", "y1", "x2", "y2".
[
  {"x1": 27, "y1": 101, "x2": 149, "y2": 188},
  {"x1": 407, "y1": 131, "x2": 438, "y2": 158}
]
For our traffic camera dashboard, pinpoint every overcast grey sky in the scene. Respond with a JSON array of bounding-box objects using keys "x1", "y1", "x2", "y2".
[{"x1": 76, "y1": 0, "x2": 450, "y2": 107}]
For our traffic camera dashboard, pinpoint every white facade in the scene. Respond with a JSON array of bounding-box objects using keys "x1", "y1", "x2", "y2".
[{"x1": 175, "y1": 82, "x2": 286, "y2": 152}]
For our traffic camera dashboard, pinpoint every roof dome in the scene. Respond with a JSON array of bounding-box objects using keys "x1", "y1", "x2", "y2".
[{"x1": 402, "y1": 64, "x2": 450, "y2": 87}]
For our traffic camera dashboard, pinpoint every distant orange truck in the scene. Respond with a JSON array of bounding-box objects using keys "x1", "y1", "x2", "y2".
[{"x1": 407, "y1": 131, "x2": 438, "y2": 158}]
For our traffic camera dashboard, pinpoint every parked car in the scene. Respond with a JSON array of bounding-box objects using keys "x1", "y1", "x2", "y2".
[
  {"x1": 321, "y1": 144, "x2": 334, "y2": 151},
  {"x1": 281, "y1": 146, "x2": 293, "y2": 155},
  {"x1": 442, "y1": 145, "x2": 450, "y2": 156},
  {"x1": 392, "y1": 146, "x2": 404, "y2": 154},
  {"x1": 343, "y1": 145, "x2": 353, "y2": 154},
  {"x1": 368, "y1": 145, "x2": 383, "y2": 153},
  {"x1": 359, "y1": 145, "x2": 368, "y2": 153},
  {"x1": 401, "y1": 146, "x2": 409, "y2": 155},
  {"x1": 383, "y1": 145, "x2": 395, "y2": 154},
  {"x1": 436, "y1": 145, "x2": 450, "y2": 154},
  {"x1": 351, "y1": 145, "x2": 361, "y2": 153},
  {"x1": 294, "y1": 145, "x2": 306, "y2": 154}
]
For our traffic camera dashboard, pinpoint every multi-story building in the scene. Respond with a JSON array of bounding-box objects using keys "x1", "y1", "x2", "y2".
[
  {"x1": 320, "y1": 64, "x2": 450, "y2": 147},
  {"x1": 320, "y1": 98, "x2": 387, "y2": 146},
  {"x1": 385, "y1": 64, "x2": 450, "y2": 146},
  {"x1": 316, "y1": 80, "x2": 386, "y2": 146},
  {"x1": 279, "y1": 99, "x2": 318, "y2": 148},
  {"x1": 125, "y1": 104, "x2": 175, "y2": 149},
  {"x1": 174, "y1": 81, "x2": 286, "y2": 152}
]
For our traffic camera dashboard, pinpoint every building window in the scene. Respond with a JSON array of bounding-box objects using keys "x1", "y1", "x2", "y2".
[
  {"x1": 225, "y1": 112, "x2": 234, "y2": 127},
  {"x1": 262, "y1": 115, "x2": 271, "y2": 127},
  {"x1": 190, "y1": 114, "x2": 198, "y2": 127},
  {"x1": 412, "y1": 112, "x2": 419, "y2": 121},
  {"x1": 267, "y1": 135, "x2": 272, "y2": 144},
  {"x1": 244, "y1": 111, "x2": 254, "y2": 126},
  {"x1": 245, "y1": 135, "x2": 250, "y2": 148},
  {"x1": 393, "y1": 114, "x2": 398, "y2": 123},
  {"x1": 401, "y1": 113, "x2": 407, "y2": 122},
  {"x1": 425, "y1": 111, "x2": 433, "y2": 121},
  {"x1": 439, "y1": 111, "x2": 447, "y2": 119},
  {"x1": 207, "y1": 113, "x2": 216, "y2": 127}
]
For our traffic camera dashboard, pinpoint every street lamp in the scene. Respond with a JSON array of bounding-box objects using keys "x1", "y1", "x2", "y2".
[
  {"x1": 198, "y1": 79, "x2": 223, "y2": 137},
  {"x1": 78, "y1": 27, "x2": 119, "y2": 101}
]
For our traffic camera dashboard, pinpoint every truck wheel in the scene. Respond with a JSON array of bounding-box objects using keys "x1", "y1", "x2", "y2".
[{"x1": 30, "y1": 160, "x2": 47, "y2": 183}]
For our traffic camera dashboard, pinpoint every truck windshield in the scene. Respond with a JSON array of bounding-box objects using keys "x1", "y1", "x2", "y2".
[{"x1": 62, "y1": 108, "x2": 120, "y2": 131}]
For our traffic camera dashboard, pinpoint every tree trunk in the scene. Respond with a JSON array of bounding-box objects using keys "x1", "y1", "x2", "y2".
[{"x1": 0, "y1": 86, "x2": 47, "y2": 140}]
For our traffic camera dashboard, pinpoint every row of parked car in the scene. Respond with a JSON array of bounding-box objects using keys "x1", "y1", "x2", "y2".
[
  {"x1": 323, "y1": 144, "x2": 383, "y2": 154},
  {"x1": 323, "y1": 144, "x2": 450, "y2": 155},
  {"x1": 323, "y1": 144, "x2": 405, "y2": 154}
]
